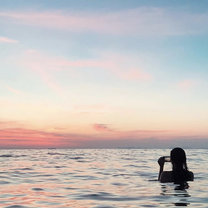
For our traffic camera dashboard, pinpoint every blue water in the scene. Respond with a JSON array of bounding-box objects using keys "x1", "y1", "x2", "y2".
[{"x1": 0, "y1": 149, "x2": 206, "y2": 207}]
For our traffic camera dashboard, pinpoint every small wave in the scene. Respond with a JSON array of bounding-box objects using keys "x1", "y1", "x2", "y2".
[
  {"x1": 50, "y1": 195, "x2": 64, "y2": 198},
  {"x1": 77, "y1": 192, "x2": 139, "y2": 201},
  {"x1": 12, "y1": 168, "x2": 33, "y2": 172},
  {"x1": 121, "y1": 157, "x2": 134, "y2": 161},
  {"x1": 15, "y1": 155, "x2": 27, "y2": 157},
  {"x1": 32, "y1": 188, "x2": 44, "y2": 191},
  {"x1": 112, "y1": 173, "x2": 133, "y2": 177},
  {"x1": 54, "y1": 166, "x2": 65, "y2": 168},
  {"x1": 111, "y1": 182, "x2": 126, "y2": 186},
  {"x1": 64, "y1": 187, "x2": 78, "y2": 190},
  {"x1": 73, "y1": 175, "x2": 98, "y2": 180},
  {"x1": 48, "y1": 152, "x2": 66, "y2": 156},
  {"x1": 5, "y1": 205, "x2": 28, "y2": 208},
  {"x1": 0, "y1": 180, "x2": 10, "y2": 184},
  {"x1": 148, "y1": 179, "x2": 158, "y2": 181},
  {"x1": 35, "y1": 174, "x2": 54, "y2": 177},
  {"x1": 124, "y1": 164, "x2": 140, "y2": 168},
  {"x1": 0, "y1": 154, "x2": 27, "y2": 158},
  {"x1": 0, "y1": 154, "x2": 13, "y2": 157},
  {"x1": 69, "y1": 156, "x2": 84, "y2": 160},
  {"x1": 19, "y1": 168, "x2": 33, "y2": 171}
]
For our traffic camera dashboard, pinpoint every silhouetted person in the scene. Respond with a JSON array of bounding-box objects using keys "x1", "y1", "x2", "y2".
[{"x1": 158, "y1": 147, "x2": 194, "y2": 184}]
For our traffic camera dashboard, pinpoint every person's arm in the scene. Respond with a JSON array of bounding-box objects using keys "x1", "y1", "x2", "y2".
[{"x1": 158, "y1": 156, "x2": 165, "y2": 181}]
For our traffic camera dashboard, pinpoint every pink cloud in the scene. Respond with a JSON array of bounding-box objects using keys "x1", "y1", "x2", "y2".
[
  {"x1": 93, "y1": 124, "x2": 114, "y2": 132},
  {"x1": 0, "y1": 119, "x2": 169, "y2": 148},
  {"x1": 112, "y1": 67, "x2": 152, "y2": 81},
  {"x1": 177, "y1": 79, "x2": 197, "y2": 91},
  {"x1": 0, "y1": 8, "x2": 207, "y2": 36},
  {"x1": 0, "y1": 36, "x2": 18, "y2": 43},
  {"x1": 92, "y1": 122, "x2": 171, "y2": 139},
  {"x1": 0, "y1": 127, "x2": 80, "y2": 148},
  {"x1": 0, "y1": 120, "x2": 20, "y2": 129},
  {"x1": 0, "y1": 120, "x2": 207, "y2": 148},
  {"x1": 0, "y1": 125, "x2": 168, "y2": 148}
]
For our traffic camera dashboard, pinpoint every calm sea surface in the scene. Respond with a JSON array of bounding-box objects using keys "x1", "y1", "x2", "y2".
[{"x1": 0, "y1": 149, "x2": 206, "y2": 208}]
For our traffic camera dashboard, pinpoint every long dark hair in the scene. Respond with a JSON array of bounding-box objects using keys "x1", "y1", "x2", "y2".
[{"x1": 170, "y1": 147, "x2": 190, "y2": 183}]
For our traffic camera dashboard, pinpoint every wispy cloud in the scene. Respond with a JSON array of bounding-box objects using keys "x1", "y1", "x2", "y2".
[
  {"x1": 4, "y1": 84, "x2": 24, "y2": 95},
  {"x1": 0, "y1": 36, "x2": 18, "y2": 43},
  {"x1": 0, "y1": 8, "x2": 208, "y2": 36},
  {"x1": 19, "y1": 50, "x2": 67, "y2": 96},
  {"x1": 73, "y1": 104, "x2": 111, "y2": 114},
  {"x1": 19, "y1": 50, "x2": 152, "y2": 84}
]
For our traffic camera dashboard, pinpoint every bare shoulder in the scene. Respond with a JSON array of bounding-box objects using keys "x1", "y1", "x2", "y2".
[
  {"x1": 188, "y1": 171, "x2": 194, "y2": 181},
  {"x1": 159, "y1": 171, "x2": 173, "y2": 183},
  {"x1": 159, "y1": 170, "x2": 194, "y2": 183}
]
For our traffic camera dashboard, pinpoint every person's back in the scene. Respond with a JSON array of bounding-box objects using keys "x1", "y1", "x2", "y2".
[{"x1": 159, "y1": 170, "x2": 194, "y2": 183}]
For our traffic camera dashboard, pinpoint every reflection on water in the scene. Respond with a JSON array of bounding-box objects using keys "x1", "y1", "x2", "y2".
[
  {"x1": 160, "y1": 183, "x2": 191, "y2": 206},
  {"x1": 0, "y1": 149, "x2": 206, "y2": 207}
]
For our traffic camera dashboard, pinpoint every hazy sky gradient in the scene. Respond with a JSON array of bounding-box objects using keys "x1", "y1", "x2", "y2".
[{"x1": 1, "y1": 0, "x2": 208, "y2": 148}]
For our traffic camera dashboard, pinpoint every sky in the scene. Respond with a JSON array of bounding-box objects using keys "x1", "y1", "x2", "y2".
[{"x1": 0, "y1": 0, "x2": 208, "y2": 148}]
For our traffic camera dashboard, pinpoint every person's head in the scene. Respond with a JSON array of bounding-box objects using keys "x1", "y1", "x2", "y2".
[
  {"x1": 170, "y1": 147, "x2": 187, "y2": 167},
  {"x1": 170, "y1": 147, "x2": 189, "y2": 183}
]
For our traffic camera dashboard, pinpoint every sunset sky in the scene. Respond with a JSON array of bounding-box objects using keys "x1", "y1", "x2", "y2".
[{"x1": 1, "y1": 0, "x2": 208, "y2": 148}]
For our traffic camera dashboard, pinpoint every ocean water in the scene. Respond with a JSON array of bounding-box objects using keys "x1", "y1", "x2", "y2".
[{"x1": 0, "y1": 148, "x2": 206, "y2": 208}]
